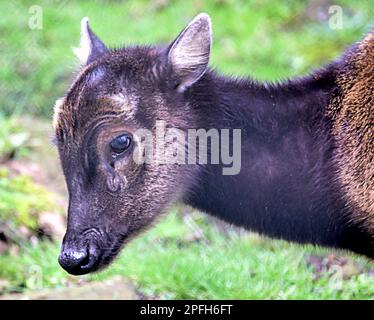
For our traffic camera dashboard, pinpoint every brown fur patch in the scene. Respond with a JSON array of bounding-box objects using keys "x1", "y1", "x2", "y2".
[{"x1": 328, "y1": 32, "x2": 374, "y2": 232}]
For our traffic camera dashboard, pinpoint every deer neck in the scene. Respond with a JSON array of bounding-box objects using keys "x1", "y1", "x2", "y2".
[{"x1": 182, "y1": 70, "x2": 373, "y2": 257}]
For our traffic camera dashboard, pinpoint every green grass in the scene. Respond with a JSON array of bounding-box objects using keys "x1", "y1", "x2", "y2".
[
  {"x1": 0, "y1": 0, "x2": 373, "y2": 299},
  {"x1": 0, "y1": 114, "x2": 29, "y2": 162},
  {"x1": 0, "y1": 168, "x2": 54, "y2": 231},
  {"x1": 0, "y1": 0, "x2": 372, "y2": 116},
  {"x1": 1, "y1": 210, "x2": 373, "y2": 299}
]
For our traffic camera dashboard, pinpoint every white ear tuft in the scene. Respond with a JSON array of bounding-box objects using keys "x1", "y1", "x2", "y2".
[
  {"x1": 72, "y1": 17, "x2": 108, "y2": 65},
  {"x1": 73, "y1": 17, "x2": 91, "y2": 65}
]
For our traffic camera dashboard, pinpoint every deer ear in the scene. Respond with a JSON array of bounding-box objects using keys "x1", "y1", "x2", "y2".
[
  {"x1": 168, "y1": 13, "x2": 212, "y2": 92},
  {"x1": 73, "y1": 17, "x2": 108, "y2": 65}
]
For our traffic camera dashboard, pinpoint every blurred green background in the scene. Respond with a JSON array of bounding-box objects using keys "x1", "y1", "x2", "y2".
[{"x1": 0, "y1": 0, "x2": 373, "y2": 299}]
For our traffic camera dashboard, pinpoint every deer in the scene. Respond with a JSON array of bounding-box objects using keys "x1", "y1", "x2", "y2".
[{"x1": 54, "y1": 13, "x2": 373, "y2": 275}]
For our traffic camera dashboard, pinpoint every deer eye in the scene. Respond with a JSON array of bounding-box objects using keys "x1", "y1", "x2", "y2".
[{"x1": 110, "y1": 134, "x2": 132, "y2": 156}]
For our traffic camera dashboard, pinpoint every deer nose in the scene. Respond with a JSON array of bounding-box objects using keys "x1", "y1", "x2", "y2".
[{"x1": 58, "y1": 245, "x2": 94, "y2": 275}]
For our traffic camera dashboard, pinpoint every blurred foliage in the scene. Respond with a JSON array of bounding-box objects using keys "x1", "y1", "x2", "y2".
[
  {"x1": 0, "y1": 114, "x2": 61, "y2": 247},
  {"x1": 0, "y1": 167, "x2": 55, "y2": 235},
  {"x1": 0, "y1": 0, "x2": 372, "y2": 117},
  {"x1": 0, "y1": 114, "x2": 29, "y2": 162}
]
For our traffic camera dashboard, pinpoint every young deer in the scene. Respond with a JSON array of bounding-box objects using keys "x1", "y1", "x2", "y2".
[{"x1": 54, "y1": 14, "x2": 373, "y2": 275}]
